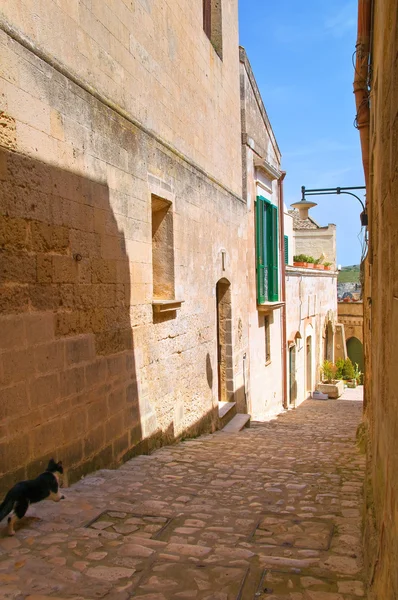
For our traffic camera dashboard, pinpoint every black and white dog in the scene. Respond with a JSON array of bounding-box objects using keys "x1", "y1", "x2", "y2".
[{"x1": 0, "y1": 459, "x2": 65, "y2": 536}]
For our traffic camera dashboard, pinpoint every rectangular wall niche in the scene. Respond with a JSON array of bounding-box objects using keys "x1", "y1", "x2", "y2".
[
  {"x1": 203, "y1": 0, "x2": 223, "y2": 60},
  {"x1": 151, "y1": 195, "x2": 175, "y2": 300}
]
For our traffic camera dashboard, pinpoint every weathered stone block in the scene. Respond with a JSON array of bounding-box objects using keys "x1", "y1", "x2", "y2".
[
  {"x1": 0, "y1": 382, "x2": 28, "y2": 420},
  {"x1": 0, "y1": 315, "x2": 25, "y2": 351},
  {"x1": 25, "y1": 312, "x2": 55, "y2": 345},
  {"x1": 0, "y1": 435, "x2": 30, "y2": 472},
  {"x1": 61, "y1": 407, "x2": 87, "y2": 442},
  {"x1": 87, "y1": 399, "x2": 109, "y2": 429},
  {"x1": 85, "y1": 358, "x2": 108, "y2": 388},
  {"x1": 31, "y1": 221, "x2": 69, "y2": 253},
  {"x1": 65, "y1": 335, "x2": 95, "y2": 365},
  {"x1": 84, "y1": 425, "x2": 105, "y2": 458},
  {"x1": 30, "y1": 373, "x2": 60, "y2": 407},
  {"x1": 0, "y1": 250, "x2": 36, "y2": 283},
  {"x1": 60, "y1": 366, "x2": 85, "y2": 397},
  {"x1": 30, "y1": 418, "x2": 63, "y2": 457},
  {"x1": 0, "y1": 214, "x2": 27, "y2": 249},
  {"x1": 34, "y1": 341, "x2": 65, "y2": 373},
  {"x1": 52, "y1": 255, "x2": 78, "y2": 284}
]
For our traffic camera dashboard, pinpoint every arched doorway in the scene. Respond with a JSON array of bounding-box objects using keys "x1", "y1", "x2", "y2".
[
  {"x1": 289, "y1": 344, "x2": 297, "y2": 406},
  {"x1": 216, "y1": 279, "x2": 233, "y2": 402},
  {"x1": 346, "y1": 336, "x2": 364, "y2": 376},
  {"x1": 306, "y1": 335, "x2": 312, "y2": 395}
]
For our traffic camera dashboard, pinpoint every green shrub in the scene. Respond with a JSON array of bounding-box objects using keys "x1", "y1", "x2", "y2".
[
  {"x1": 321, "y1": 360, "x2": 337, "y2": 383},
  {"x1": 293, "y1": 254, "x2": 308, "y2": 262},
  {"x1": 342, "y1": 358, "x2": 355, "y2": 380},
  {"x1": 335, "y1": 358, "x2": 345, "y2": 380},
  {"x1": 306, "y1": 256, "x2": 315, "y2": 263}
]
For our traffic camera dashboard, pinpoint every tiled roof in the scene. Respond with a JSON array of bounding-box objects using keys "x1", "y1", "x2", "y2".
[{"x1": 288, "y1": 209, "x2": 320, "y2": 230}]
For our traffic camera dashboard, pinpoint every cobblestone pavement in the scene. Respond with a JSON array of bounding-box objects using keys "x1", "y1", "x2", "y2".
[{"x1": 0, "y1": 389, "x2": 366, "y2": 600}]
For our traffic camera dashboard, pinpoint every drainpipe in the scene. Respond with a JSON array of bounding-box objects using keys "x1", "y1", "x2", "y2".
[
  {"x1": 353, "y1": 0, "x2": 372, "y2": 188},
  {"x1": 278, "y1": 171, "x2": 288, "y2": 409}
]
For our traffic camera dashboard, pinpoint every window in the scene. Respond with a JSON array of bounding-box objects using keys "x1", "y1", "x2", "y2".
[
  {"x1": 256, "y1": 196, "x2": 279, "y2": 303},
  {"x1": 284, "y1": 235, "x2": 289, "y2": 265},
  {"x1": 264, "y1": 316, "x2": 271, "y2": 364},
  {"x1": 203, "y1": 0, "x2": 223, "y2": 59},
  {"x1": 151, "y1": 195, "x2": 175, "y2": 300}
]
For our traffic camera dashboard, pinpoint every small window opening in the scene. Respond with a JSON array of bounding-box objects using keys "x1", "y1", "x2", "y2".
[
  {"x1": 203, "y1": 0, "x2": 223, "y2": 59},
  {"x1": 151, "y1": 195, "x2": 175, "y2": 300}
]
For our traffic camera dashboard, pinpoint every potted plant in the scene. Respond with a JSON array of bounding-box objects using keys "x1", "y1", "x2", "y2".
[
  {"x1": 324, "y1": 262, "x2": 332, "y2": 270},
  {"x1": 314, "y1": 257, "x2": 325, "y2": 270},
  {"x1": 341, "y1": 358, "x2": 356, "y2": 387},
  {"x1": 306, "y1": 256, "x2": 315, "y2": 269},
  {"x1": 354, "y1": 362, "x2": 363, "y2": 385},
  {"x1": 293, "y1": 254, "x2": 308, "y2": 268},
  {"x1": 316, "y1": 360, "x2": 344, "y2": 398}
]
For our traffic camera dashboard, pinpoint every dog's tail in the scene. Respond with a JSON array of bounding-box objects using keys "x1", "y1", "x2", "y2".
[{"x1": 0, "y1": 493, "x2": 14, "y2": 522}]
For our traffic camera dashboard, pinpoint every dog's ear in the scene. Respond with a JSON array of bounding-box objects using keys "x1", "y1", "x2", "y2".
[
  {"x1": 47, "y1": 458, "x2": 56, "y2": 471},
  {"x1": 56, "y1": 461, "x2": 64, "y2": 474}
]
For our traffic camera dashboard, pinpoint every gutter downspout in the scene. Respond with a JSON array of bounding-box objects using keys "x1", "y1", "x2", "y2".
[
  {"x1": 278, "y1": 171, "x2": 288, "y2": 409},
  {"x1": 353, "y1": 0, "x2": 372, "y2": 188}
]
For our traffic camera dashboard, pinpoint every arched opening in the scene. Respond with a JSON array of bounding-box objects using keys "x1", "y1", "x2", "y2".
[
  {"x1": 346, "y1": 336, "x2": 364, "y2": 377},
  {"x1": 324, "y1": 320, "x2": 334, "y2": 362},
  {"x1": 216, "y1": 279, "x2": 233, "y2": 403},
  {"x1": 306, "y1": 335, "x2": 312, "y2": 394},
  {"x1": 289, "y1": 344, "x2": 297, "y2": 406}
]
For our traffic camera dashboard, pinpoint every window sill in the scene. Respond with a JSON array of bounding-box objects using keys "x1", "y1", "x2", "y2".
[
  {"x1": 257, "y1": 301, "x2": 284, "y2": 313},
  {"x1": 152, "y1": 299, "x2": 184, "y2": 314}
]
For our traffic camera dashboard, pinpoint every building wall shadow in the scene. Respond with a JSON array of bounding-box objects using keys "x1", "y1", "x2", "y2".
[{"x1": 0, "y1": 146, "x2": 141, "y2": 491}]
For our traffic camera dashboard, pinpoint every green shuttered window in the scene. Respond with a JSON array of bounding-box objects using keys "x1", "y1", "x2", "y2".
[
  {"x1": 284, "y1": 235, "x2": 289, "y2": 265},
  {"x1": 256, "y1": 196, "x2": 279, "y2": 303}
]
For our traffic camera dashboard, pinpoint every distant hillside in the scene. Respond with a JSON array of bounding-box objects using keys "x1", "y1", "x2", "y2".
[{"x1": 338, "y1": 264, "x2": 360, "y2": 283}]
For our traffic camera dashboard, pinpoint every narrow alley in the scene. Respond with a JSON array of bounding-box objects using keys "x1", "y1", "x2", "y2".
[{"x1": 0, "y1": 390, "x2": 365, "y2": 600}]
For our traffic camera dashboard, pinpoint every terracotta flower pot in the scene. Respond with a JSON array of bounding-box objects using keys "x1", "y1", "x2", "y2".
[
  {"x1": 324, "y1": 266, "x2": 332, "y2": 270},
  {"x1": 293, "y1": 262, "x2": 307, "y2": 268},
  {"x1": 314, "y1": 264, "x2": 324, "y2": 270}
]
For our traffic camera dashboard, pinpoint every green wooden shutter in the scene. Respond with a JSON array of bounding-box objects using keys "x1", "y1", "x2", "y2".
[
  {"x1": 284, "y1": 235, "x2": 289, "y2": 265},
  {"x1": 268, "y1": 204, "x2": 279, "y2": 301},
  {"x1": 256, "y1": 197, "x2": 279, "y2": 303},
  {"x1": 256, "y1": 197, "x2": 266, "y2": 304}
]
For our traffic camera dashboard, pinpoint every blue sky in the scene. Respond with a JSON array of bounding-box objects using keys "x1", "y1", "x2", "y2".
[{"x1": 239, "y1": 0, "x2": 365, "y2": 266}]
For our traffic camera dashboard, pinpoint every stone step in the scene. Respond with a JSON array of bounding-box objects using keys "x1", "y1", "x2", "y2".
[
  {"x1": 221, "y1": 413, "x2": 251, "y2": 433},
  {"x1": 218, "y1": 401, "x2": 237, "y2": 429}
]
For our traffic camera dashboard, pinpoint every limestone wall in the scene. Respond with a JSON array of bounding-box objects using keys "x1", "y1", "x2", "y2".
[
  {"x1": 362, "y1": 0, "x2": 398, "y2": 597},
  {"x1": 294, "y1": 226, "x2": 336, "y2": 269},
  {"x1": 285, "y1": 269, "x2": 338, "y2": 405},
  {"x1": 337, "y1": 302, "x2": 363, "y2": 344},
  {"x1": 0, "y1": 19, "x2": 249, "y2": 491},
  {"x1": 0, "y1": 0, "x2": 242, "y2": 196}
]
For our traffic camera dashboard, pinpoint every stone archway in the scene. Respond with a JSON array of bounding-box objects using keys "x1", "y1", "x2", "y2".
[
  {"x1": 347, "y1": 336, "x2": 364, "y2": 376},
  {"x1": 306, "y1": 335, "x2": 312, "y2": 394},
  {"x1": 216, "y1": 279, "x2": 233, "y2": 403}
]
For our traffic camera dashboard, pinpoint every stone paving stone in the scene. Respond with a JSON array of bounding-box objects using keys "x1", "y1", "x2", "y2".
[{"x1": 0, "y1": 391, "x2": 366, "y2": 599}]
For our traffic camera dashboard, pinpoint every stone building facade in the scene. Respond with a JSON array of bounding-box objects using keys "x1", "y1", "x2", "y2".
[
  {"x1": 355, "y1": 0, "x2": 398, "y2": 597},
  {"x1": 284, "y1": 211, "x2": 338, "y2": 406},
  {"x1": 337, "y1": 301, "x2": 364, "y2": 375},
  {"x1": 0, "y1": 1, "x2": 253, "y2": 490},
  {"x1": 240, "y1": 48, "x2": 285, "y2": 419}
]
